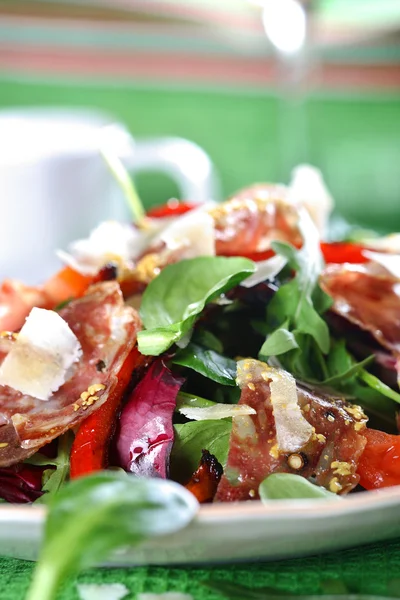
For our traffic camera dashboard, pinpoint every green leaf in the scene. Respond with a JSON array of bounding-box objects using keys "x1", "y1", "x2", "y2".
[
  {"x1": 172, "y1": 343, "x2": 237, "y2": 386},
  {"x1": 192, "y1": 328, "x2": 224, "y2": 353},
  {"x1": 26, "y1": 472, "x2": 198, "y2": 600},
  {"x1": 268, "y1": 209, "x2": 330, "y2": 354},
  {"x1": 259, "y1": 473, "x2": 341, "y2": 502},
  {"x1": 259, "y1": 322, "x2": 299, "y2": 358},
  {"x1": 138, "y1": 257, "x2": 255, "y2": 356},
  {"x1": 25, "y1": 432, "x2": 73, "y2": 500},
  {"x1": 358, "y1": 369, "x2": 400, "y2": 404},
  {"x1": 176, "y1": 391, "x2": 216, "y2": 410},
  {"x1": 170, "y1": 419, "x2": 232, "y2": 483},
  {"x1": 323, "y1": 356, "x2": 374, "y2": 387}
]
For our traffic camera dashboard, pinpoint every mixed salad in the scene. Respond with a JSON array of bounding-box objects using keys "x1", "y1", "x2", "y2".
[{"x1": 1, "y1": 165, "x2": 400, "y2": 510}]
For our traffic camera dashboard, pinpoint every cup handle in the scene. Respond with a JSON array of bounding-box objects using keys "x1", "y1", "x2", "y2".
[{"x1": 101, "y1": 125, "x2": 221, "y2": 204}]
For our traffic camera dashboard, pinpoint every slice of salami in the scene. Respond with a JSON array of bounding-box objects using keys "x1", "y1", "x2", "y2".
[
  {"x1": 0, "y1": 282, "x2": 141, "y2": 467},
  {"x1": 216, "y1": 361, "x2": 367, "y2": 502}
]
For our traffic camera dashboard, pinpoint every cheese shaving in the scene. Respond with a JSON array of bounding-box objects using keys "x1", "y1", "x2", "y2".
[
  {"x1": 266, "y1": 365, "x2": 313, "y2": 453},
  {"x1": 0, "y1": 307, "x2": 82, "y2": 401},
  {"x1": 240, "y1": 254, "x2": 287, "y2": 288},
  {"x1": 178, "y1": 404, "x2": 256, "y2": 421},
  {"x1": 362, "y1": 250, "x2": 400, "y2": 280},
  {"x1": 57, "y1": 220, "x2": 157, "y2": 276}
]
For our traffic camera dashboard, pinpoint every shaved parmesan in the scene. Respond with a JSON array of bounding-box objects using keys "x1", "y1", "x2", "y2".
[
  {"x1": 362, "y1": 233, "x2": 400, "y2": 253},
  {"x1": 240, "y1": 254, "x2": 287, "y2": 288},
  {"x1": 267, "y1": 365, "x2": 313, "y2": 453},
  {"x1": 363, "y1": 250, "x2": 400, "y2": 280},
  {"x1": 0, "y1": 307, "x2": 82, "y2": 400},
  {"x1": 77, "y1": 583, "x2": 129, "y2": 600},
  {"x1": 157, "y1": 203, "x2": 216, "y2": 258},
  {"x1": 178, "y1": 403, "x2": 256, "y2": 421},
  {"x1": 57, "y1": 220, "x2": 157, "y2": 276}
]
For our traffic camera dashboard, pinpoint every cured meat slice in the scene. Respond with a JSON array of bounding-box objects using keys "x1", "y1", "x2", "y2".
[
  {"x1": 210, "y1": 184, "x2": 303, "y2": 257},
  {"x1": 320, "y1": 263, "x2": 400, "y2": 355},
  {"x1": 0, "y1": 282, "x2": 141, "y2": 467},
  {"x1": 216, "y1": 360, "x2": 367, "y2": 502}
]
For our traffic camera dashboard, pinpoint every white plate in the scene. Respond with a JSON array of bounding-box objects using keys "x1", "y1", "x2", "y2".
[{"x1": 1, "y1": 486, "x2": 400, "y2": 565}]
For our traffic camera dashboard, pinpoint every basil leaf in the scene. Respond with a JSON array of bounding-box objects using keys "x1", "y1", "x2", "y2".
[
  {"x1": 259, "y1": 473, "x2": 341, "y2": 501},
  {"x1": 26, "y1": 472, "x2": 198, "y2": 600},
  {"x1": 173, "y1": 343, "x2": 237, "y2": 386},
  {"x1": 170, "y1": 419, "x2": 232, "y2": 482},
  {"x1": 138, "y1": 257, "x2": 255, "y2": 355},
  {"x1": 259, "y1": 322, "x2": 299, "y2": 358}
]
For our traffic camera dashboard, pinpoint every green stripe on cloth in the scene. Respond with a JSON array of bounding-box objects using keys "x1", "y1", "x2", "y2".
[{"x1": 2, "y1": 536, "x2": 400, "y2": 600}]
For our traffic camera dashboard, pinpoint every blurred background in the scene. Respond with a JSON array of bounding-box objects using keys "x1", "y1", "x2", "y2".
[{"x1": 0, "y1": 0, "x2": 399, "y2": 232}]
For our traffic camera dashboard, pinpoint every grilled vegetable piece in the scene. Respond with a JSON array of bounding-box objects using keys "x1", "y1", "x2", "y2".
[
  {"x1": 184, "y1": 449, "x2": 223, "y2": 503},
  {"x1": 357, "y1": 428, "x2": 400, "y2": 489},
  {"x1": 216, "y1": 359, "x2": 368, "y2": 502},
  {"x1": 70, "y1": 346, "x2": 151, "y2": 479}
]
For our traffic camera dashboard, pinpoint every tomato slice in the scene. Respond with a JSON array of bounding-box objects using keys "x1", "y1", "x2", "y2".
[
  {"x1": 69, "y1": 346, "x2": 149, "y2": 479},
  {"x1": 357, "y1": 428, "x2": 400, "y2": 489}
]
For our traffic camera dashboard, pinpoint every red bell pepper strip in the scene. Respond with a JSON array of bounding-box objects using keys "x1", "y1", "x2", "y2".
[
  {"x1": 69, "y1": 346, "x2": 150, "y2": 479},
  {"x1": 320, "y1": 242, "x2": 369, "y2": 265},
  {"x1": 146, "y1": 200, "x2": 197, "y2": 219},
  {"x1": 356, "y1": 428, "x2": 400, "y2": 489}
]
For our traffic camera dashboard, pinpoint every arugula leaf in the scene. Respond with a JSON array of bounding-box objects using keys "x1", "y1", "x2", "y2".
[
  {"x1": 358, "y1": 369, "x2": 400, "y2": 404},
  {"x1": 26, "y1": 472, "x2": 198, "y2": 600},
  {"x1": 138, "y1": 256, "x2": 255, "y2": 356},
  {"x1": 267, "y1": 208, "x2": 330, "y2": 354},
  {"x1": 259, "y1": 473, "x2": 341, "y2": 501},
  {"x1": 259, "y1": 321, "x2": 299, "y2": 358},
  {"x1": 172, "y1": 343, "x2": 237, "y2": 386},
  {"x1": 170, "y1": 419, "x2": 232, "y2": 482},
  {"x1": 25, "y1": 432, "x2": 73, "y2": 499}
]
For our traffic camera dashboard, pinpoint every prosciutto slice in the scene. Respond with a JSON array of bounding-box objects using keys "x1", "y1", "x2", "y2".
[
  {"x1": 210, "y1": 184, "x2": 303, "y2": 257},
  {"x1": 320, "y1": 263, "x2": 400, "y2": 356},
  {"x1": 216, "y1": 361, "x2": 367, "y2": 502},
  {"x1": 0, "y1": 282, "x2": 141, "y2": 467}
]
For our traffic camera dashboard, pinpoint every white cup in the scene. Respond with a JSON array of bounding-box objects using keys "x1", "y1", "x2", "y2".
[{"x1": 0, "y1": 109, "x2": 219, "y2": 284}]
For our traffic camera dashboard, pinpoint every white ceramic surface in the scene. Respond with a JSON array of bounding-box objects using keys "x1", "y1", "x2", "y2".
[
  {"x1": 0, "y1": 109, "x2": 219, "y2": 284},
  {"x1": 1, "y1": 486, "x2": 400, "y2": 565}
]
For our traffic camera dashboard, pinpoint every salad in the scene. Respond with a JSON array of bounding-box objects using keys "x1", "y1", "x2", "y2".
[{"x1": 0, "y1": 165, "x2": 400, "y2": 510}]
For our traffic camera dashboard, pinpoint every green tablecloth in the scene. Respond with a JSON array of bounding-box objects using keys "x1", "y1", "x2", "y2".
[{"x1": 2, "y1": 538, "x2": 400, "y2": 600}]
